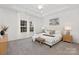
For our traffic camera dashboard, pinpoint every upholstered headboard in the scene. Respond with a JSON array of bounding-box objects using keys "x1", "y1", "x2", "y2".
[{"x1": 44, "y1": 26, "x2": 62, "y2": 35}]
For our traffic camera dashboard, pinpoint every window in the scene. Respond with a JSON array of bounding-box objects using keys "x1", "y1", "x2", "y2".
[
  {"x1": 20, "y1": 20, "x2": 27, "y2": 32},
  {"x1": 29, "y1": 21, "x2": 34, "y2": 32}
]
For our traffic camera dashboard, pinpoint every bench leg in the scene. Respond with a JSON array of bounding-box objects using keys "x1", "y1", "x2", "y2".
[{"x1": 49, "y1": 46, "x2": 52, "y2": 48}]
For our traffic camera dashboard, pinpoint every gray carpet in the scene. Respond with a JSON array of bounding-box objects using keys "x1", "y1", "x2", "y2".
[{"x1": 7, "y1": 38, "x2": 79, "y2": 55}]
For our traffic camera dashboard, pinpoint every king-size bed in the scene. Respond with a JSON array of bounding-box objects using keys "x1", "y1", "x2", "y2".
[{"x1": 32, "y1": 30, "x2": 62, "y2": 48}]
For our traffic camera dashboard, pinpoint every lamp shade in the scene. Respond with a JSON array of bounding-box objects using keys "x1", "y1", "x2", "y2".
[{"x1": 64, "y1": 26, "x2": 71, "y2": 31}]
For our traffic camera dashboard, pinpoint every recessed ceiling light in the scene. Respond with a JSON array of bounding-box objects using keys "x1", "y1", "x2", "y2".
[{"x1": 38, "y1": 5, "x2": 43, "y2": 10}]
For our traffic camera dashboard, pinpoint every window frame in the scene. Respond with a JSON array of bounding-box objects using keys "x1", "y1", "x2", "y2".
[{"x1": 20, "y1": 20, "x2": 27, "y2": 32}]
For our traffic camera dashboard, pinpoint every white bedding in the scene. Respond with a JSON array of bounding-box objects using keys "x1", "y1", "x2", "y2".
[{"x1": 32, "y1": 32, "x2": 62, "y2": 46}]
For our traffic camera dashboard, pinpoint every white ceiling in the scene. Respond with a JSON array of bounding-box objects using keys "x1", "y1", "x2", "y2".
[{"x1": 0, "y1": 4, "x2": 79, "y2": 17}]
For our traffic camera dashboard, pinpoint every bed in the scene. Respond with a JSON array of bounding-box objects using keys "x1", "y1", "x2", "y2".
[{"x1": 32, "y1": 30, "x2": 62, "y2": 48}]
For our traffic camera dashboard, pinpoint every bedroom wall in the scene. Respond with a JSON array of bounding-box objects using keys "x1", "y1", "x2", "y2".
[
  {"x1": 0, "y1": 8, "x2": 18, "y2": 41},
  {"x1": 42, "y1": 7, "x2": 79, "y2": 43},
  {"x1": 17, "y1": 12, "x2": 42, "y2": 39},
  {"x1": 0, "y1": 7, "x2": 42, "y2": 41}
]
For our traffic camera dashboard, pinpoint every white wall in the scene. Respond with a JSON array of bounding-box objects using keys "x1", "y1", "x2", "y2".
[
  {"x1": 0, "y1": 7, "x2": 42, "y2": 41},
  {"x1": 43, "y1": 7, "x2": 79, "y2": 43},
  {"x1": 0, "y1": 8, "x2": 18, "y2": 41},
  {"x1": 17, "y1": 12, "x2": 42, "y2": 39}
]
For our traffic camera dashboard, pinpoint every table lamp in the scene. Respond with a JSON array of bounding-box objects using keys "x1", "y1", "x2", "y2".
[{"x1": 64, "y1": 25, "x2": 71, "y2": 35}]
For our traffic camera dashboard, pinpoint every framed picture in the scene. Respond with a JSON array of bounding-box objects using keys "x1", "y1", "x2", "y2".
[
  {"x1": 49, "y1": 18, "x2": 59, "y2": 25},
  {"x1": 29, "y1": 21, "x2": 34, "y2": 32}
]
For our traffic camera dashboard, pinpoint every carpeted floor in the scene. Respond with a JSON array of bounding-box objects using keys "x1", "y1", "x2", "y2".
[{"x1": 7, "y1": 38, "x2": 79, "y2": 55}]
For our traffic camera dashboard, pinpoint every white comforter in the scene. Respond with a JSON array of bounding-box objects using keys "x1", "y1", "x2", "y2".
[{"x1": 32, "y1": 33, "x2": 62, "y2": 46}]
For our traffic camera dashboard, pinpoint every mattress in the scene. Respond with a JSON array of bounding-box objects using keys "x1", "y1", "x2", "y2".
[{"x1": 32, "y1": 33, "x2": 62, "y2": 46}]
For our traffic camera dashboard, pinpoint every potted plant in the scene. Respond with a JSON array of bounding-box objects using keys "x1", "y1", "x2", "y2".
[{"x1": 0, "y1": 25, "x2": 8, "y2": 36}]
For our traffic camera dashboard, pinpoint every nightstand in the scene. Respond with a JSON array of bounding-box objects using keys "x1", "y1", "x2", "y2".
[
  {"x1": 63, "y1": 34, "x2": 73, "y2": 43},
  {"x1": 63, "y1": 26, "x2": 73, "y2": 43},
  {"x1": 0, "y1": 35, "x2": 8, "y2": 55}
]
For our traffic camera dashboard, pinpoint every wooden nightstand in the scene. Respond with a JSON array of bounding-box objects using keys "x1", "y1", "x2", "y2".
[
  {"x1": 63, "y1": 34, "x2": 73, "y2": 43},
  {"x1": 63, "y1": 26, "x2": 73, "y2": 43},
  {"x1": 0, "y1": 35, "x2": 8, "y2": 55},
  {"x1": 63, "y1": 35, "x2": 73, "y2": 43}
]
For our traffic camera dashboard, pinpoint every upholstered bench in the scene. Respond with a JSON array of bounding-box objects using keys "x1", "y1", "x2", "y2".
[{"x1": 35, "y1": 37, "x2": 45, "y2": 44}]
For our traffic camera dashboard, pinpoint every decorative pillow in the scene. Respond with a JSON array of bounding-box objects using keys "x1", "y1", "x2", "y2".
[
  {"x1": 49, "y1": 30, "x2": 55, "y2": 35},
  {"x1": 44, "y1": 30, "x2": 49, "y2": 34},
  {"x1": 52, "y1": 30, "x2": 55, "y2": 34}
]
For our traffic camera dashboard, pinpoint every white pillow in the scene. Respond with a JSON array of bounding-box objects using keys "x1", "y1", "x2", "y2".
[{"x1": 44, "y1": 30, "x2": 49, "y2": 34}]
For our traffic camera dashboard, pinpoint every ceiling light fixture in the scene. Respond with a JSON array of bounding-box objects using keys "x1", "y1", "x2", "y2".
[{"x1": 38, "y1": 5, "x2": 43, "y2": 10}]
